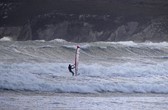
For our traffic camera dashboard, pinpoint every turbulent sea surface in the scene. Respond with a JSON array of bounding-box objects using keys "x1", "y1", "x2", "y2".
[{"x1": 0, "y1": 39, "x2": 168, "y2": 109}]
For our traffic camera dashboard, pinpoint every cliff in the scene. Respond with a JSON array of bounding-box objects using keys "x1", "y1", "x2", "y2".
[{"x1": 0, "y1": 0, "x2": 168, "y2": 42}]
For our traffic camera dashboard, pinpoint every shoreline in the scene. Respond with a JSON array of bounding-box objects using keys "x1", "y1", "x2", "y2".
[
  {"x1": 1, "y1": 90, "x2": 168, "y2": 97},
  {"x1": 1, "y1": 90, "x2": 168, "y2": 110}
]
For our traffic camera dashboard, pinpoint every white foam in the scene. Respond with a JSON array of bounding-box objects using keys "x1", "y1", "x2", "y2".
[
  {"x1": 80, "y1": 44, "x2": 91, "y2": 49},
  {"x1": 35, "y1": 40, "x2": 45, "y2": 42},
  {"x1": 62, "y1": 45, "x2": 76, "y2": 49},
  {"x1": 63, "y1": 44, "x2": 91, "y2": 49},
  {"x1": 116, "y1": 41, "x2": 138, "y2": 46},
  {"x1": 0, "y1": 36, "x2": 13, "y2": 41},
  {"x1": 0, "y1": 61, "x2": 168, "y2": 93},
  {"x1": 50, "y1": 39, "x2": 67, "y2": 43},
  {"x1": 95, "y1": 41, "x2": 168, "y2": 48},
  {"x1": 143, "y1": 41, "x2": 168, "y2": 47}
]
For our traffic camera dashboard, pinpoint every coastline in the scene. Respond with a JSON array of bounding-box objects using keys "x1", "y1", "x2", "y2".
[{"x1": 1, "y1": 90, "x2": 168, "y2": 110}]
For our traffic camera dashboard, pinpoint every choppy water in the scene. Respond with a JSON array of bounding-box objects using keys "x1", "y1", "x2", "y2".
[{"x1": 0, "y1": 39, "x2": 168, "y2": 93}]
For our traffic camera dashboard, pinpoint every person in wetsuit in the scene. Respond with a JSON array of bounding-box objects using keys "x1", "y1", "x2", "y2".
[{"x1": 68, "y1": 64, "x2": 75, "y2": 76}]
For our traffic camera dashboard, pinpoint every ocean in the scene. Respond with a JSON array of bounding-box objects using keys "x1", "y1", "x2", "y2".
[{"x1": 0, "y1": 38, "x2": 168, "y2": 110}]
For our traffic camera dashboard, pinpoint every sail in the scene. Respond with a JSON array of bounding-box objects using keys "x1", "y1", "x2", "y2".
[{"x1": 75, "y1": 46, "x2": 80, "y2": 75}]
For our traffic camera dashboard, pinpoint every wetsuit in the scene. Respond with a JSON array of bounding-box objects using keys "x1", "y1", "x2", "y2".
[{"x1": 68, "y1": 64, "x2": 75, "y2": 76}]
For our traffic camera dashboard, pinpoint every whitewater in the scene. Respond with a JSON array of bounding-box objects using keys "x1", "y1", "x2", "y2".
[{"x1": 1, "y1": 39, "x2": 168, "y2": 110}]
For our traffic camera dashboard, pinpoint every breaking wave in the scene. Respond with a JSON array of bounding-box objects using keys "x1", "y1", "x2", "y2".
[{"x1": 0, "y1": 40, "x2": 168, "y2": 93}]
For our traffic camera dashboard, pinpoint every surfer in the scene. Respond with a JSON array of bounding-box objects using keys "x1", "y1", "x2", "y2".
[{"x1": 68, "y1": 64, "x2": 75, "y2": 76}]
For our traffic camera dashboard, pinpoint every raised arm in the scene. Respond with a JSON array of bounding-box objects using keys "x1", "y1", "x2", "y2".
[{"x1": 71, "y1": 64, "x2": 75, "y2": 69}]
